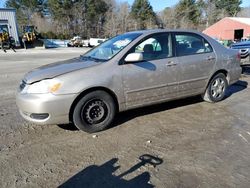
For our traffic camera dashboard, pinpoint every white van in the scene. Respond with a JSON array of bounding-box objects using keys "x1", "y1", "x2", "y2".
[{"x1": 88, "y1": 38, "x2": 106, "y2": 47}]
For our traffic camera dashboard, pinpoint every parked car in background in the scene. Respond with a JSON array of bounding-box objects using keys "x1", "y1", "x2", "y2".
[
  {"x1": 16, "y1": 29, "x2": 242, "y2": 133},
  {"x1": 240, "y1": 38, "x2": 250, "y2": 42},
  {"x1": 67, "y1": 36, "x2": 89, "y2": 47},
  {"x1": 88, "y1": 38, "x2": 106, "y2": 47},
  {"x1": 230, "y1": 41, "x2": 250, "y2": 61}
]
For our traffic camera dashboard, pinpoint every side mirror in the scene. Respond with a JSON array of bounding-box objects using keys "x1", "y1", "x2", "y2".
[{"x1": 124, "y1": 53, "x2": 143, "y2": 63}]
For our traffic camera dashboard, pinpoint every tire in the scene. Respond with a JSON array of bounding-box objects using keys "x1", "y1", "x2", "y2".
[
  {"x1": 202, "y1": 73, "x2": 228, "y2": 103},
  {"x1": 72, "y1": 90, "x2": 116, "y2": 133}
]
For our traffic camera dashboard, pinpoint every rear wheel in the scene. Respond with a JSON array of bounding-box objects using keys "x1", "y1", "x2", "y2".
[
  {"x1": 73, "y1": 90, "x2": 116, "y2": 133},
  {"x1": 202, "y1": 73, "x2": 228, "y2": 103}
]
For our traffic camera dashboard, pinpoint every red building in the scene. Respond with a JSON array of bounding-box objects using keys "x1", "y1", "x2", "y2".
[{"x1": 203, "y1": 17, "x2": 250, "y2": 41}]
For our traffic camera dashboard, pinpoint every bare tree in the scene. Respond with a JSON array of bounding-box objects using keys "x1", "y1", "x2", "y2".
[
  {"x1": 104, "y1": 1, "x2": 132, "y2": 37},
  {"x1": 237, "y1": 7, "x2": 250, "y2": 17},
  {"x1": 158, "y1": 7, "x2": 178, "y2": 29}
]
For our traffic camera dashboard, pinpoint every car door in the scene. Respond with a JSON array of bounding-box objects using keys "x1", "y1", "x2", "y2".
[
  {"x1": 121, "y1": 32, "x2": 179, "y2": 109},
  {"x1": 174, "y1": 32, "x2": 216, "y2": 97}
]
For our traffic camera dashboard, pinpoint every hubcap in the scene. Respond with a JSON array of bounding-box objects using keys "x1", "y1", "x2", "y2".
[
  {"x1": 81, "y1": 99, "x2": 108, "y2": 125},
  {"x1": 211, "y1": 78, "x2": 225, "y2": 99}
]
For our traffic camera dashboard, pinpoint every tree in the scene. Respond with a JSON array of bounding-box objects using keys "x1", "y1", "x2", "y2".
[
  {"x1": 197, "y1": 0, "x2": 242, "y2": 29},
  {"x1": 85, "y1": 0, "x2": 109, "y2": 37},
  {"x1": 47, "y1": 0, "x2": 77, "y2": 35},
  {"x1": 214, "y1": 0, "x2": 242, "y2": 17},
  {"x1": 159, "y1": 7, "x2": 179, "y2": 29},
  {"x1": 6, "y1": 0, "x2": 47, "y2": 26},
  {"x1": 104, "y1": 1, "x2": 131, "y2": 36},
  {"x1": 175, "y1": 0, "x2": 201, "y2": 29},
  {"x1": 47, "y1": 0, "x2": 109, "y2": 37},
  {"x1": 237, "y1": 6, "x2": 250, "y2": 17},
  {"x1": 130, "y1": 0, "x2": 158, "y2": 30}
]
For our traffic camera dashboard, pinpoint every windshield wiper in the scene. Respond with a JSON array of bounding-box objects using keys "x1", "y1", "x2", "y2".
[{"x1": 80, "y1": 55, "x2": 107, "y2": 62}]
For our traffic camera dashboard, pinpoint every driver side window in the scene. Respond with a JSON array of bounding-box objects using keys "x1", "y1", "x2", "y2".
[{"x1": 132, "y1": 33, "x2": 172, "y2": 61}]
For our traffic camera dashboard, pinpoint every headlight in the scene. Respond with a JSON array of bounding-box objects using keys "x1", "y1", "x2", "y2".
[{"x1": 23, "y1": 79, "x2": 62, "y2": 94}]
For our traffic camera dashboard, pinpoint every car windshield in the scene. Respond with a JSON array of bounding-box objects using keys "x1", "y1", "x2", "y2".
[{"x1": 82, "y1": 33, "x2": 142, "y2": 61}]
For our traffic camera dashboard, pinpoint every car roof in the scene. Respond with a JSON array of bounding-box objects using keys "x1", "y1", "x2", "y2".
[{"x1": 126, "y1": 29, "x2": 202, "y2": 35}]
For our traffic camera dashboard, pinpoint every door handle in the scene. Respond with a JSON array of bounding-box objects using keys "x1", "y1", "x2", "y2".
[
  {"x1": 206, "y1": 56, "x2": 215, "y2": 61},
  {"x1": 166, "y1": 61, "x2": 177, "y2": 66}
]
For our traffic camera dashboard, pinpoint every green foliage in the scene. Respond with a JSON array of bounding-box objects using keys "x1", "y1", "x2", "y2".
[
  {"x1": 173, "y1": 0, "x2": 241, "y2": 28},
  {"x1": 47, "y1": 0, "x2": 108, "y2": 23},
  {"x1": 214, "y1": 0, "x2": 242, "y2": 16},
  {"x1": 195, "y1": 0, "x2": 242, "y2": 28},
  {"x1": 131, "y1": 0, "x2": 158, "y2": 29},
  {"x1": 85, "y1": 0, "x2": 109, "y2": 21},
  {"x1": 47, "y1": 0, "x2": 109, "y2": 37},
  {"x1": 47, "y1": 0, "x2": 75, "y2": 20},
  {"x1": 175, "y1": 0, "x2": 201, "y2": 27}
]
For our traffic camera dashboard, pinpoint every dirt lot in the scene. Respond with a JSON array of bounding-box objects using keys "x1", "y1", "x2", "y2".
[{"x1": 0, "y1": 48, "x2": 250, "y2": 188}]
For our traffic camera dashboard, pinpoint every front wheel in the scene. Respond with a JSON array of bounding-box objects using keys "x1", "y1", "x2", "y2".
[
  {"x1": 72, "y1": 90, "x2": 116, "y2": 133},
  {"x1": 202, "y1": 73, "x2": 228, "y2": 103}
]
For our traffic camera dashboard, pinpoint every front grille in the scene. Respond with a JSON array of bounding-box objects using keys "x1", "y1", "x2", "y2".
[
  {"x1": 240, "y1": 49, "x2": 249, "y2": 59},
  {"x1": 19, "y1": 80, "x2": 26, "y2": 91}
]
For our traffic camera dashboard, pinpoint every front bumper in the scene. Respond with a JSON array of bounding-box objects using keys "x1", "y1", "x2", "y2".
[{"x1": 16, "y1": 92, "x2": 77, "y2": 125}]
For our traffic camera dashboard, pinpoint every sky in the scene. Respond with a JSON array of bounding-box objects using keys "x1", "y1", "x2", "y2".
[
  {"x1": 0, "y1": 0, "x2": 250, "y2": 12},
  {"x1": 120, "y1": 0, "x2": 250, "y2": 12},
  {"x1": 118, "y1": 0, "x2": 180, "y2": 11}
]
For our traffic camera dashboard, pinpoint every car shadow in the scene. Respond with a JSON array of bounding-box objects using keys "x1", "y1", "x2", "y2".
[
  {"x1": 112, "y1": 96, "x2": 203, "y2": 128},
  {"x1": 57, "y1": 123, "x2": 78, "y2": 131},
  {"x1": 58, "y1": 96, "x2": 202, "y2": 131},
  {"x1": 59, "y1": 154, "x2": 163, "y2": 188},
  {"x1": 113, "y1": 79, "x2": 248, "y2": 129},
  {"x1": 225, "y1": 80, "x2": 248, "y2": 98},
  {"x1": 57, "y1": 96, "x2": 203, "y2": 131},
  {"x1": 58, "y1": 79, "x2": 247, "y2": 132}
]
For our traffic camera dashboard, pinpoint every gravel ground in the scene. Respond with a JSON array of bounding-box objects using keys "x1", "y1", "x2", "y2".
[{"x1": 0, "y1": 48, "x2": 250, "y2": 188}]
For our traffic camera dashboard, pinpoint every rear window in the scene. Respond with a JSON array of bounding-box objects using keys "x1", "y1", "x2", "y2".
[{"x1": 175, "y1": 33, "x2": 213, "y2": 56}]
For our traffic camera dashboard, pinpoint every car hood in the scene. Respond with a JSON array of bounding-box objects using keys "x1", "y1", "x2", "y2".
[{"x1": 24, "y1": 57, "x2": 100, "y2": 84}]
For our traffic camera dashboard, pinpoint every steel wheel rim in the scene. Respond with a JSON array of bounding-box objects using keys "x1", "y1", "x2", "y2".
[
  {"x1": 81, "y1": 99, "x2": 108, "y2": 125},
  {"x1": 211, "y1": 77, "x2": 225, "y2": 99}
]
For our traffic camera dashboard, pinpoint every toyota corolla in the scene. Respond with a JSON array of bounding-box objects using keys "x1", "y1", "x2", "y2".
[{"x1": 16, "y1": 29, "x2": 242, "y2": 133}]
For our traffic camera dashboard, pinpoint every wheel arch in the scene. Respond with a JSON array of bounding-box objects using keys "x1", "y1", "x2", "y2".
[
  {"x1": 206, "y1": 69, "x2": 229, "y2": 88},
  {"x1": 69, "y1": 87, "x2": 119, "y2": 123}
]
